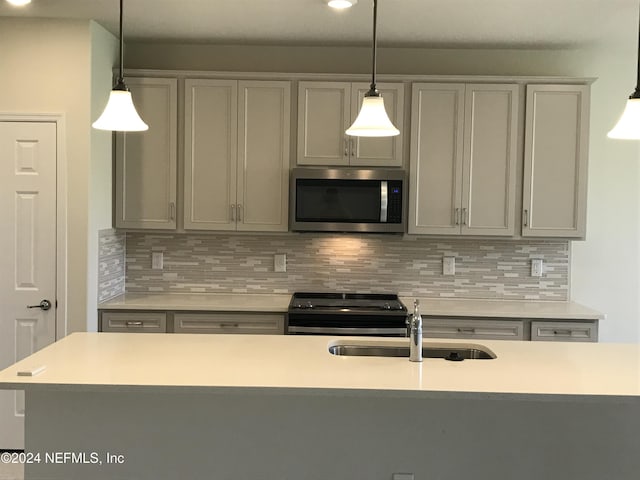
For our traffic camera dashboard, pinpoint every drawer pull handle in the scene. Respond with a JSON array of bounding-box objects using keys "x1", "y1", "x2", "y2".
[
  {"x1": 553, "y1": 329, "x2": 572, "y2": 336},
  {"x1": 126, "y1": 321, "x2": 144, "y2": 327},
  {"x1": 457, "y1": 327, "x2": 475, "y2": 334},
  {"x1": 220, "y1": 323, "x2": 240, "y2": 328}
]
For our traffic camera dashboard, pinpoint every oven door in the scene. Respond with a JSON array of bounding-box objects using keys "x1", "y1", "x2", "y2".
[
  {"x1": 288, "y1": 326, "x2": 407, "y2": 337},
  {"x1": 286, "y1": 312, "x2": 408, "y2": 337}
]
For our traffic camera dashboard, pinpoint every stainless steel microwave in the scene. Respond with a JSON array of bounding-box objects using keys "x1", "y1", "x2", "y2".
[{"x1": 290, "y1": 168, "x2": 406, "y2": 233}]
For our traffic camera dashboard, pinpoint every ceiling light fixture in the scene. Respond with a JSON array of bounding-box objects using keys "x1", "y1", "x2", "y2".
[
  {"x1": 6, "y1": 0, "x2": 31, "y2": 6},
  {"x1": 608, "y1": 5, "x2": 640, "y2": 139},
  {"x1": 345, "y1": 0, "x2": 399, "y2": 137},
  {"x1": 328, "y1": 0, "x2": 357, "y2": 9},
  {"x1": 92, "y1": 0, "x2": 148, "y2": 132}
]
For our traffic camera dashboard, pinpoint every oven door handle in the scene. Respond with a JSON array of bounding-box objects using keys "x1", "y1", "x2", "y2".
[
  {"x1": 287, "y1": 326, "x2": 406, "y2": 336},
  {"x1": 380, "y1": 181, "x2": 388, "y2": 223}
]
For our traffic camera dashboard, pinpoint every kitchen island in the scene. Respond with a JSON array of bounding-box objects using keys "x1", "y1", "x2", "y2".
[{"x1": 0, "y1": 333, "x2": 638, "y2": 480}]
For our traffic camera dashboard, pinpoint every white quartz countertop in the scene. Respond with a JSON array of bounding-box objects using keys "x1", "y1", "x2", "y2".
[
  {"x1": 0, "y1": 333, "x2": 636, "y2": 398},
  {"x1": 98, "y1": 293, "x2": 292, "y2": 312},
  {"x1": 403, "y1": 297, "x2": 604, "y2": 320},
  {"x1": 98, "y1": 293, "x2": 604, "y2": 320}
]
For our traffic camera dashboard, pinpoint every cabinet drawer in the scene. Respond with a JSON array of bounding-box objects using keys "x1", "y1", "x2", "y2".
[
  {"x1": 100, "y1": 312, "x2": 167, "y2": 333},
  {"x1": 531, "y1": 321, "x2": 597, "y2": 342},
  {"x1": 424, "y1": 318, "x2": 524, "y2": 340},
  {"x1": 174, "y1": 313, "x2": 284, "y2": 335}
]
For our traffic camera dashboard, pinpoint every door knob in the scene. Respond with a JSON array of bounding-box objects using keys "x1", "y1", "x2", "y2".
[{"x1": 27, "y1": 300, "x2": 52, "y2": 311}]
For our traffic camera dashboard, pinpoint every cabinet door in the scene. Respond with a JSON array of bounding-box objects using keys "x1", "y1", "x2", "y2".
[
  {"x1": 531, "y1": 321, "x2": 597, "y2": 342},
  {"x1": 522, "y1": 85, "x2": 590, "y2": 238},
  {"x1": 297, "y1": 81, "x2": 351, "y2": 165},
  {"x1": 237, "y1": 81, "x2": 291, "y2": 232},
  {"x1": 184, "y1": 79, "x2": 238, "y2": 231},
  {"x1": 408, "y1": 83, "x2": 465, "y2": 235},
  {"x1": 424, "y1": 318, "x2": 525, "y2": 340},
  {"x1": 174, "y1": 312, "x2": 284, "y2": 334},
  {"x1": 100, "y1": 311, "x2": 167, "y2": 333},
  {"x1": 349, "y1": 82, "x2": 404, "y2": 167},
  {"x1": 461, "y1": 84, "x2": 518, "y2": 236},
  {"x1": 115, "y1": 77, "x2": 177, "y2": 229}
]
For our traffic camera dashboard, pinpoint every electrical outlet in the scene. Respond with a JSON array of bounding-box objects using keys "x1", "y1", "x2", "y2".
[
  {"x1": 152, "y1": 252, "x2": 164, "y2": 270},
  {"x1": 274, "y1": 254, "x2": 286, "y2": 273},
  {"x1": 531, "y1": 258, "x2": 543, "y2": 277},
  {"x1": 443, "y1": 256, "x2": 455, "y2": 275}
]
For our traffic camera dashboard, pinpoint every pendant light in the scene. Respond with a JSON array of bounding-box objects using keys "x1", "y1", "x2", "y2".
[
  {"x1": 92, "y1": 0, "x2": 148, "y2": 132},
  {"x1": 345, "y1": 0, "x2": 399, "y2": 137},
  {"x1": 608, "y1": 4, "x2": 640, "y2": 139}
]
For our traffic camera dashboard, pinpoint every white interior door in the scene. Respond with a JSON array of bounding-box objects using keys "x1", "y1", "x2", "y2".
[{"x1": 0, "y1": 121, "x2": 57, "y2": 450}]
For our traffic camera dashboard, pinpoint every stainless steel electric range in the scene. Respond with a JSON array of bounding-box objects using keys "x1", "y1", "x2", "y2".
[{"x1": 286, "y1": 292, "x2": 408, "y2": 337}]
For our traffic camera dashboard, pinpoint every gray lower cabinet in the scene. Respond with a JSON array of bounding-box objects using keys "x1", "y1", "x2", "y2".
[
  {"x1": 530, "y1": 320, "x2": 597, "y2": 342},
  {"x1": 424, "y1": 316, "x2": 598, "y2": 342},
  {"x1": 173, "y1": 312, "x2": 284, "y2": 335},
  {"x1": 100, "y1": 311, "x2": 167, "y2": 333},
  {"x1": 424, "y1": 317, "x2": 525, "y2": 341},
  {"x1": 99, "y1": 310, "x2": 284, "y2": 335}
]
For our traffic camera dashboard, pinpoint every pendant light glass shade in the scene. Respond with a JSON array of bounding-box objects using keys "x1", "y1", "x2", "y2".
[
  {"x1": 345, "y1": 0, "x2": 400, "y2": 138},
  {"x1": 92, "y1": 89, "x2": 148, "y2": 131},
  {"x1": 92, "y1": 0, "x2": 148, "y2": 132},
  {"x1": 608, "y1": 97, "x2": 640, "y2": 139},
  {"x1": 328, "y1": 0, "x2": 357, "y2": 8},
  {"x1": 608, "y1": 3, "x2": 640, "y2": 139},
  {"x1": 346, "y1": 96, "x2": 399, "y2": 136}
]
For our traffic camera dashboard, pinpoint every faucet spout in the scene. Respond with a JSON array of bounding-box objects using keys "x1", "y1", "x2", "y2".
[{"x1": 407, "y1": 299, "x2": 423, "y2": 362}]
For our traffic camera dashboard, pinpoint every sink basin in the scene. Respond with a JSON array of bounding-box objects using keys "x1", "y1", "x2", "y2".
[{"x1": 328, "y1": 342, "x2": 496, "y2": 360}]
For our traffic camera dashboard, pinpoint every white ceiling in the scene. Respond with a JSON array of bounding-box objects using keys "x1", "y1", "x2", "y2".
[{"x1": 0, "y1": 0, "x2": 636, "y2": 48}]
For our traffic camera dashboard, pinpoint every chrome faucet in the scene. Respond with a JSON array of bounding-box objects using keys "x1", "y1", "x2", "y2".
[{"x1": 406, "y1": 299, "x2": 423, "y2": 362}]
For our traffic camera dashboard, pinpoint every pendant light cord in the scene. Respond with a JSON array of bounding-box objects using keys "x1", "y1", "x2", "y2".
[
  {"x1": 114, "y1": 0, "x2": 127, "y2": 91},
  {"x1": 635, "y1": 1, "x2": 640, "y2": 97},
  {"x1": 366, "y1": 0, "x2": 380, "y2": 97}
]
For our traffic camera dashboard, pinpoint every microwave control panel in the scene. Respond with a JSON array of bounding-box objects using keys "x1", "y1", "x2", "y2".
[{"x1": 387, "y1": 181, "x2": 403, "y2": 223}]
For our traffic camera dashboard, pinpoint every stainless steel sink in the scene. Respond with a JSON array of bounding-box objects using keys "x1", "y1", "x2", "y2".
[{"x1": 328, "y1": 343, "x2": 496, "y2": 360}]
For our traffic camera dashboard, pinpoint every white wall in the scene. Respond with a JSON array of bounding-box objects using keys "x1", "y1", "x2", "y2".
[
  {"x1": 88, "y1": 22, "x2": 118, "y2": 332},
  {"x1": 128, "y1": 36, "x2": 640, "y2": 343},
  {"x1": 0, "y1": 18, "x2": 117, "y2": 336}
]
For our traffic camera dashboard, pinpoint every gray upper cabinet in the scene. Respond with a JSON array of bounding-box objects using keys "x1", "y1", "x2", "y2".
[
  {"x1": 522, "y1": 84, "x2": 590, "y2": 238},
  {"x1": 184, "y1": 79, "x2": 291, "y2": 232},
  {"x1": 297, "y1": 81, "x2": 404, "y2": 167},
  {"x1": 409, "y1": 83, "x2": 519, "y2": 236},
  {"x1": 115, "y1": 77, "x2": 178, "y2": 229}
]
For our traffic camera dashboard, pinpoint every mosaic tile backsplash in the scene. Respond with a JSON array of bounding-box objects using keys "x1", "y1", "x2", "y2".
[
  {"x1": 119, "y1": 233, "x2": 570, "y2": 301},
  {"x1": 98, "y1": 229, "x2": 126, "y2": 302}
]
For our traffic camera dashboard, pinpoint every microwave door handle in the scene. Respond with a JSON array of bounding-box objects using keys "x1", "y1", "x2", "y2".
[{"x1": 380, "y1": 181, "x2": 388, "y2": 223}]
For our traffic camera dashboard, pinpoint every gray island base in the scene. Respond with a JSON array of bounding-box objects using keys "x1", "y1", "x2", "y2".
[
  {"x1": 0, "y1": 333, "x2": 637, "y2": 480},
  {"x1": 24, "y1": 389, "x2": 639, "y2": 480}
]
